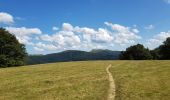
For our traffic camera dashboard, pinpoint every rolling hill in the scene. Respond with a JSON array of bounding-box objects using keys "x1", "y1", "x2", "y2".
[{"x1": 27, "y1": 49, "x2": 121, "y2": 65}]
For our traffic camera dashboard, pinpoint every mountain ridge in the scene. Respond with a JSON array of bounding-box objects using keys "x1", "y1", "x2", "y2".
[{"x1": 27, "y1": 49, "x2": 121, "y2": 65}]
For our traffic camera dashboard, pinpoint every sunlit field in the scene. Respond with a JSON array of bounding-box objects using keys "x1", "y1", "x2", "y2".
[
  {"x1": 110, "y1": 61, "x2": 170, "y2": 100},
  {"x1": 0, "y1": 61, "x2": 170, "y2": 100},
  {"x1": 0, "y1": 61, "x2": 109, "y2": 100}
]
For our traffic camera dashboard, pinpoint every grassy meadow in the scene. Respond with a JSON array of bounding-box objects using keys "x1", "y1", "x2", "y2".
[
  {"x1": 0, "y1": 61, "x2": 170, "y2": 100},
  {"x1": 110, "y1": 61, "x2": 170, "y2": 100}
]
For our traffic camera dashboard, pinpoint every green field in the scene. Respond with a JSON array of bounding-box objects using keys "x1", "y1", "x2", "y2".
[
  {"x1": 110, "y1": 61, "x2": 170, "y2": 100},
  {"x1": 0, "y1": 61, "x2": 170, "y2": 100}
]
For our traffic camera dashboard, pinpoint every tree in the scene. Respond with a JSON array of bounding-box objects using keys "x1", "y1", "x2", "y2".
[
  {"x1": 150, "y1": 48, "x2": 160, "y2": 60},
  {"x1": 158, "y1": 37, "x2": 170, "y2": 60},
  {"x1": 120, "y1": 44, "x2": 152, "y2": 60},
  {"x1": 0, "y1": 28, "x2": 27, "y2": 67}
]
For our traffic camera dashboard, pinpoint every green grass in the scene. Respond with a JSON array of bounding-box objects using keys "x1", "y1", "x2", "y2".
[
  {"x1": 110, "y1": 61, "x2": 170, "y2": 100},
  {"x1": 0, "y1": 61, "x2": 170, "y2": 100},
  {"x1": 0, "y1": 61, "x2": 110, "y2": 100}
]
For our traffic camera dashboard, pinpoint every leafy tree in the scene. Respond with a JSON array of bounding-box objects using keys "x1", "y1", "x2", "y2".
[
  {"x1": 0, "y1": 28, "x2": 27, "y2": 67},
  {"x1": 158, "y1": 37, "x2": 170, "y2": 59},
  {"x1": 150, "y1": 48, "x2": 160, "y2": 60},
  {"x1": 120, "y1": 44, "x2": 153, "y2": 60}
]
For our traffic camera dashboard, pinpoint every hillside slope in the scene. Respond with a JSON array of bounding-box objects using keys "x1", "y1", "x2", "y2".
[{"x1": 27, "y1": 49, "x2": 121, "y2": 65}]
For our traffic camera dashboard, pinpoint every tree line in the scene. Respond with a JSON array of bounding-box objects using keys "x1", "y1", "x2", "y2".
[{"x1": 120, "y1": 37, "x2": 170, "y2": 60}]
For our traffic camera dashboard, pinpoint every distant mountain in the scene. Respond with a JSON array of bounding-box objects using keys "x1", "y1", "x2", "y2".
[{"x1": 26, "y1": 49, "x2": 121, "y2": 65}]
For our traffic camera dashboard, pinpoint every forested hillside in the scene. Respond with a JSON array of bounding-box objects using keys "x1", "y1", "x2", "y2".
[{"x1": 27, "y1": 49, "x2": 121, "y2": 65}]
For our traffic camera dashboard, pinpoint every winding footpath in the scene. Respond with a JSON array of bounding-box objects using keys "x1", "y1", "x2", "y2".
[{"x1": 106, "y1": 64, "x2": 116, "y2": 100}]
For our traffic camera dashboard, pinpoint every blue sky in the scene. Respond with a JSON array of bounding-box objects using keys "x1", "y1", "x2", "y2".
[{"x1": 1, "y1": 0, "x2": 170, "y2": 54}]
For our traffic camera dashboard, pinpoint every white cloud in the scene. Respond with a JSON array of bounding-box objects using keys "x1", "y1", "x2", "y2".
[
  {"x1": 17, "y1": 36, "x2": 33, "y2": 45},
  {"x1": 132, "y1": 29, "x2": 139, "y2": 33},
  {"x1": 34, "y1": 42, "x2": 58, "y2": 51},
  {"x1": 0, "y1": 12, "x2": 14, "y2": 24},
  {"x1": 92, "y1": 28, "x2": 113, "y2": 43},
  {"x1": 6, "y1": 27, "x2": 42, "y2": 44},
  {"x1": 34, "y1": 47, "x2": 44, "y2": 52},
  {"x1": 40, "y1": 34, "x2": 53, "y2": 42},
  {"x1": 146, "y1": 31, "x2": 170, "y2": 49},
  {"x1": 74, "y1": 26, "x2": 97, "y2": 34},
  {"x1": 145, "y1": 25, "x2": 155, "y2": 30},
  {"x1": 104, "y1": 22, "x2": 141, "y2": 44},
  {"x1": 40, "y1": 31, "x2": 81, "y2": 47},
  {"x1": 74, "y1": 26, "x2": 112, "y2": 43},
  {"x1": 5, "y1": 22, "x2": 141, "y2": 53},
  {"x1": 105, "y1": 22, "x2": 129, "y2": 33},
  {"x1": 6, "y1": 27, "x2": 42, "y2": 36},
  {"x1": 0, "y1": 12, "x2": 25, "y2": 24},
  {"x1": 37, "y1": 22, "x2": 141, "y2": 52},
  {"x1": 52, "y1": 26, "x2": 59, "y2": 31},
  {"x1": 62, "y1": 23, "x2": 73, "y2": 31}
]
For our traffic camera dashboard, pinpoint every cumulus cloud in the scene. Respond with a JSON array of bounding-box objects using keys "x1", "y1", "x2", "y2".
[
  {"x1": 74, "y1": 26, "x2": 97, "y2": 34},
  {"x1": 105, "y1": 22, "x2": 129, "y2": 33},
  {"x1": 40, "y1": 31, "x2": 81, "y2": 47},
  {"x1": 52, "y1": 26, "x2": 59, "y2": 31},
  {"x1": 5, "y1": 22, "x2": 141, "y2": 52},
  {"x1": 146, "y1": 31, "x2": 170, "y2": 49},
  {"x1": 104, "y1": 22, "x2": 141, "y2": 44},
  {"x1": 6, "y1": 27, "x2": 42, "y2": 35},
  {"x1": 37, "y1": 22, "x2": 141, "y2": 51},
  {"x1": 62, "y1": 23, "x2": 74, "y2": 31},
  {"x1": 92, "y1": 28, "x2": 113, "y2": 43},
  {"x1": 0, "y1": 12, "x2": 14, "y2": 24},
  {"x1": 6, "y1": 27, "x2": 42, "y2": 44},
  {"x1": 74, "y1": 26, "x2": 113, "y2": 43},
  {"x1": 145, "y1": 25, "x2": 154, "y2": 30},
  {"x1": 34, "y1": 42, "x2": 58, "y2": 51}
]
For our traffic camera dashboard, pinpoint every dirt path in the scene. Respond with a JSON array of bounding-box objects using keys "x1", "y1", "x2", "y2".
[{"x1": 106, "y1": 64, "x2": 115, "y2": 100}]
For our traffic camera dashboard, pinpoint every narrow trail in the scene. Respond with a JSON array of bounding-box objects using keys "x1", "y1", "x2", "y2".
[{"x1": 106, "y1": 64, "x2": 116, "y2": 100}]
